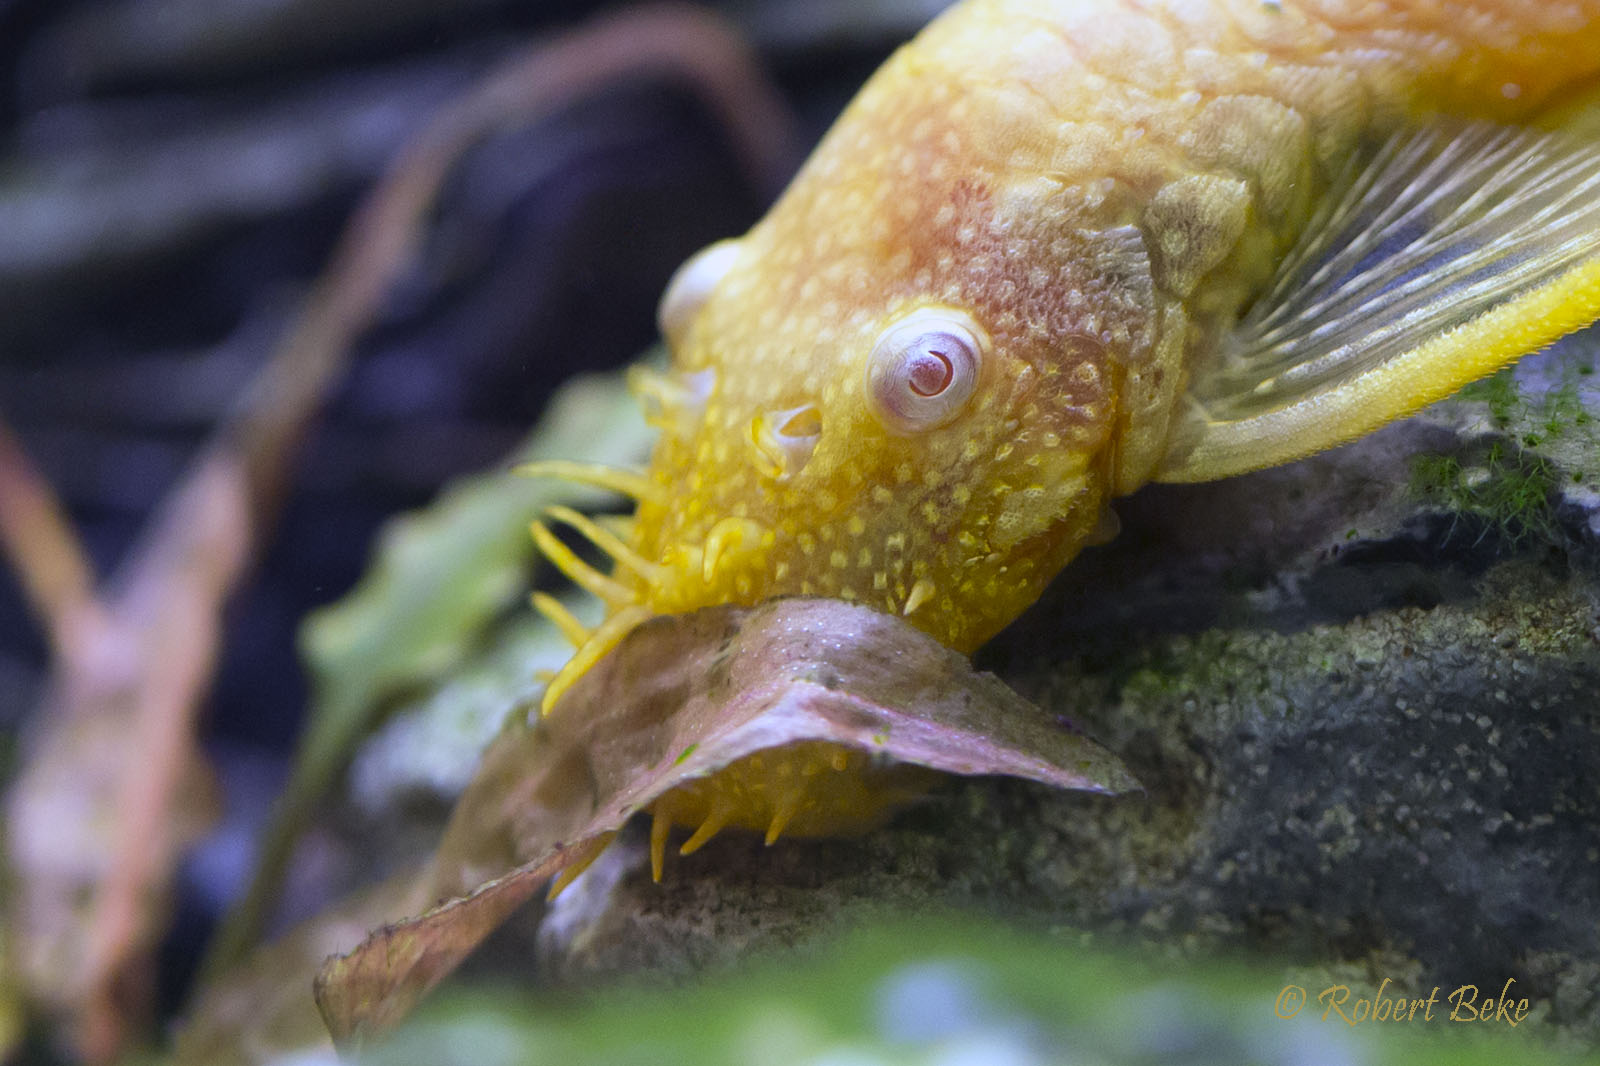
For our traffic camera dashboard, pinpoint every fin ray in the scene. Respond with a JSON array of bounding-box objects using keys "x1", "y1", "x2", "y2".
[
  {"x1": 529, "y1": 520, "x2": 638, "y2": 608},
  {"x1": 544, "y1": 505, "x2": 661, "y2": 582}
]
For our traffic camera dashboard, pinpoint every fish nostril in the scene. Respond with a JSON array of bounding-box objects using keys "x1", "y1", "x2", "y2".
[
  {"x1": 777, "y1": 405, "x2": 822, "y2": 438},
  {"x1": 749, "y1": 404, "x2": 822, "y2": 480},
  {"x1": 630, "y1": 366, "x2": 715, "y2": 433}
]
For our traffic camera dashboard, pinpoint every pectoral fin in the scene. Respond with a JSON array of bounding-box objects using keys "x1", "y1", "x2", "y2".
[{"x1": 1155, "y1": 122, "x2": 1600, "y2": 484}]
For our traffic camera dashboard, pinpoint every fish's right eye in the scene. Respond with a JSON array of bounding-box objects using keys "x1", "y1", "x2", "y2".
[
  {"x1": 657, "y1": 238, "x2": 742, "y2": 347},
  {"x1": 865, "y1": 307, "x2": 987, "y2": 434}
]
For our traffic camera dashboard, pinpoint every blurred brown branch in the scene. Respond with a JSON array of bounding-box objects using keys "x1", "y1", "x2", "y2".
[
  {"x1": 1, "y1": 4, "x2": 799, "y2": 1062},
  {"x1": 200, "y1": 0, "x2": 802, "y2": 988},
  {"x1": 0, "y1": 420, "x2": 98, "y2": 657}
]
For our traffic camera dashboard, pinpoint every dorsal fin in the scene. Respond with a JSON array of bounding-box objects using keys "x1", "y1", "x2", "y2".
[{"x1": 1155, "y1": 121, "x2": 1600, "y2": 483}]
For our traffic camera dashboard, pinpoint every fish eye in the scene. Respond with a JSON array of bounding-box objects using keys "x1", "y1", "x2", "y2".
[
  {"x1": 657, "y1": 238, "x2": 742, "y2": 347},
  {"x1": 865, "y1": 307, "x2": 986, "y2": 434}
]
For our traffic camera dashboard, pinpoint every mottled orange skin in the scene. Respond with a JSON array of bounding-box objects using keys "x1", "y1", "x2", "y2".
[{"x1": 543, "y1": 0, "x2": 1600, "y2": 862}]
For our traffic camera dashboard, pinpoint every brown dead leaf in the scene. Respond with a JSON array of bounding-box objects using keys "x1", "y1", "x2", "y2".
[
  {"x1": 311, "y1": 839, "x2": 605, "y2": 1050},
  {"x1": 175, "y1": 874, "x2": 429, "y2": 1066},
  {"x1": 315, "y1": 597, "x2": 1137, "y2": 1048}
]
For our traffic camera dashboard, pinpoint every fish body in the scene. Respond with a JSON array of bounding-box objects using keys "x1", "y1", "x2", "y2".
[{"x1": 524, "y1": 0, "x2": 1600, "y2": 873}]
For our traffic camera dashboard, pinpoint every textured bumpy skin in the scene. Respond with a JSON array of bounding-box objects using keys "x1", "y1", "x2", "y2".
[{"x1": 523, "y1": 0, "x2": 1600, "y2": 871}]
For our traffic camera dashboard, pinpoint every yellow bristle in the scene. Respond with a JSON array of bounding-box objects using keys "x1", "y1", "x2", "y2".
[
  {"x1": 678, "y1": 805, "x2": 731, "y2": 856},
  {"x1": 598, "y1": 514, "x2": 636, "y2": 540},
  {"x1": 546, "y1": 831, "x2": 616, "y2": 900},
  {"x1": 764, "y1": 794, "x2": 802, "y2": 846},
  {"x1": 514, "y1": 460, "x2": 665, "y2": 505},
  {"x1": 540, "y1": 604, "x2": 653, "y2": 714},
  {"x1": 650, "y1": 804, "x2": 673, "y2": 883},
  {"x1": 903, "y1": 578, "x2": 936, "y2": 616},
  {"x1": 531, "y1": 591, "x2": 591, "y2": 647},
  {"x1": 529, "y1": 520, "x2": 637, "y2": 608},
  {"x1": 544, "y1": 505, "x2": 662, "y2": 582}
]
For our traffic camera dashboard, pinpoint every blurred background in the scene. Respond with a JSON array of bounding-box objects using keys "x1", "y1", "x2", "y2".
[
  {"x1": 10, "y1": 7, "x2": 1600, "y2": 1066},
  {"x1": 0, "y1": 0, "x2": 947, "y2": 1032}
]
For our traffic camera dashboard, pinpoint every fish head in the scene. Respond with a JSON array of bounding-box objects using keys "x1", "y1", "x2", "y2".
[
  {"x1": 523, "y1": 45, "x2": 1168, "y2": 719},
  {"x1": 631, "y1": 180, "x2": 1135, "y2": 653}
]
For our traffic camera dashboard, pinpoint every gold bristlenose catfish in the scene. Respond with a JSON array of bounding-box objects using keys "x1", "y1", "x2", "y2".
[{"x1": 520, "y1": 0, "x2": 1600, "y2": 881}]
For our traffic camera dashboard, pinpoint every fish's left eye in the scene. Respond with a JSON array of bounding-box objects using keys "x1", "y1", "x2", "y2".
[
  {"x1": 865, "y1": 307, "x2": 986, "y2": 434},
  {"x1": 657, "y1": 238, "x2": 742, "y2": 348}
]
